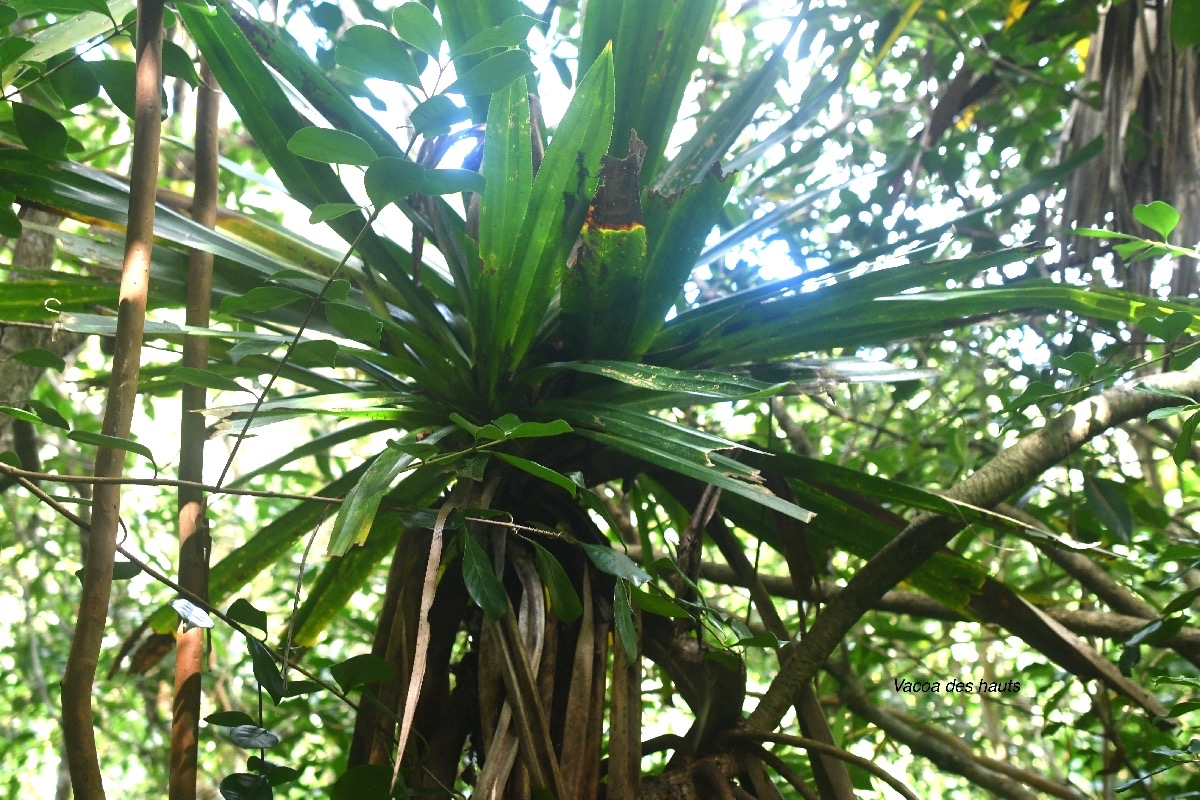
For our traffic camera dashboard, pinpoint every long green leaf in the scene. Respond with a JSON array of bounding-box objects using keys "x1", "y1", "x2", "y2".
[
  {"x1": 578, "y1": 0, "x2": 720, "y2": 181},
  {"x1": 327, "y1": 426, "x2": 455, "y2": 556},
  {"x1": 475, "y1": 76, "x2": 531, "y2": 372},
  {"x1": 654, "y1": 15, "x2": 806, "y2": 193},
  {"x1": 496, "y1": 45, "x2": 615, "y2": 376}
]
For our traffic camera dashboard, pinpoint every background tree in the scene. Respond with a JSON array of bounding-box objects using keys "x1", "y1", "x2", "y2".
[{"x1": 1, "y1": 0, "x2": 1199, "y2": 798}]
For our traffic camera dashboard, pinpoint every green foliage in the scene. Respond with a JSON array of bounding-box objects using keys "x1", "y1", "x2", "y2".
[{"x1": 2, "y1": 0, "x2": 1200, "y2": 797}]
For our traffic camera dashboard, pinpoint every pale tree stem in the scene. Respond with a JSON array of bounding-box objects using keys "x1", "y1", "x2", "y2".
[{"x1": 60, "y1": 1, "x2": 164, "y2": 797}]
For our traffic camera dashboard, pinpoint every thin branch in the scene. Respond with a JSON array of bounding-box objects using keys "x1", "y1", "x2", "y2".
[
  {"x1": 827, "y1": 659, "x2": 1086, "y2": 800},
  {"x1": 748, "y1": 370, "x2": 1200, "y2": 733},
  {"x1": 14, "y1": 473, "x2": 355, "y2": 709},
  {"x1": 0, "y1": 462, "x2": 341, "y2": 503}
]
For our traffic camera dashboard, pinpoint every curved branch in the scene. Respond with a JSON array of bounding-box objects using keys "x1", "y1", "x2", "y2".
[
  {"x1": 826, "y1": 659, "x2": 1085, "y2": 800},
  {"x1": 728, "y1": 730, "x2": 921, "y2": 800},
  {"x1": 748, "y1": 370, "x2": 1200, "y2": 732}
]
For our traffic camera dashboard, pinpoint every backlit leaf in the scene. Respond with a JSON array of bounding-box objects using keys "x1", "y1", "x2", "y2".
[
  {"x1": 337, "y1": 25, "x2": 421, "y2": 86},
  {"x1": 392, "y1": 3, "x2": 443, "y2": 56},
  {"x1": 445, "y1": 49, "x2": 536, "y2": 96},
  {"x1": 287, "y1": 128, "x2": 377, "y2": 166}
]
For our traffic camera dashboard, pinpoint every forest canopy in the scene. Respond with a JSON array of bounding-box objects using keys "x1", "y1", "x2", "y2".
[{"x1": 1, "y1": 0, "x2": 1200, "y2": 798}]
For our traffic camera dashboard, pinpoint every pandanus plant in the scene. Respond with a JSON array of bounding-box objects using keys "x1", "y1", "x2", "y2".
[{"x1": 4, "y1": 0, "x2": 1200, "y2": 796}]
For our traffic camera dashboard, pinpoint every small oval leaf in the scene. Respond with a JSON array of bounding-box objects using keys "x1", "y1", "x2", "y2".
[
  {"x1": 528, "y1": 541, "x2": 582, "y2": 624},
  {"x1": 309, "y1": 202, "x2": 362, "y2": 224},
  {"x1": 219, "y1": 772, "x2": 273, "y2": 800},
  {"x1": 337, "y1": 25, "x2": 421, "y2": 86},
  {"x1": 1133, "y1": 201, "x2": 1181, "y2": 239},
  {"x1": 229, "y1": 724, "x2": 283, "y2": 749},
  {"x1": 364, "y1": 157, "x2": 426, "y2": 209},
  {"x1": 411, "y1": 95, "x2": 471, "y2": 136},
  {"x1": 580, "y1": 543, "x2": 651, "y2": 586},
  {"x1": 446, "y1": 49, "x2": 536, "y2": 96},
  {"x1": 330, "y1": 653, "x2": 397, "y2": 693},
  {"x1": 227, "y1": 598, "x2": 269, "y2": 633},
  {"x1": 462, "y1": 534, "x2": 508, "y2": 619},
  {"x1": 457, "y1": 15, "x2": 540, "y2": 56},
  {"x1": 12, "y1": 102, "x2": 69, "y2": 160},
  {"x1": 392, "y1": 3, "x2": 443, "y2": 56},
  {"x1": 287, "y1": 127, "x2": 377, "y2": 166}
]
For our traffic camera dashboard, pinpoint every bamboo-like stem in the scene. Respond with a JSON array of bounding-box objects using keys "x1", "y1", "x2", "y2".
[
  {"x1": 169, "y1": 57, "x2": 220, "y2": 800},
  {"x1": 60, "y1": 2, "x2": 165, "y2": 797}
]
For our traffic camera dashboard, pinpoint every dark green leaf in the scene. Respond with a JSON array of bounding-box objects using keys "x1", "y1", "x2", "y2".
[
  {"x1": 1172, "y1": 0, "x2": 1200, "y2": 46},
  {"x1": 0, "y1": 207, "x2": 20, "y2": 238},
  {"x1": 12, "y1": 102, "x2": 68, "y2": 160},
  {"x1": 281, "y1": 681, "x2": 322, "y2": 698},
  {"x1": 27, "y1": 400, "x2": 69, "y2": 430},
  {"x1": 68, "y1": 430, "x2": 157, "y2": 470},
  {"x1": 309, "y1": 202, "x2": 361, "y2": 224},
  {"x1": 421, "y1": 168, "x2": 485, "y2": 195},
  {"x1": 330, "y1": 653, "x2": 396, "y2": 693},
  {"x1": 392, "y1": 3, "x2": 443, "y2": 56},
  {"x1": 494, "y1": 452, "x2": 577, "y2": 495},
  {"x1": 463, "y1": 533, "x2": 508, "y2": 619},
  {"x1": 735, "y1": 632, "x2": 787, "y2": 649},
  {"x1": 91, "y1": 60, "x2": 141, "y2": 119},
  {"x1": 219, "y1": 772, "x2": 272, "y2": 800},
  {"x1": 1175, "y1": 411, "x2": 1200, "y2": 468},
  {"x1": 74, "y1": 561, "x2": 142, "y2": 584},
  {"x1": 0, "y1": 406, "x2": 40, "y2": 425},
  {"x1": 457, "y1": 15, "x2": 540, "y2": 56},
  {"x1": 11, "y1": 347, "x2": 66, "y2": 372},
  {"x1": 411, "y1": 95, "x2": 471, "y2": 136},
  {"x1": 613, "y1": 584, "x2": 637, "y2": 665},
  {"x1": 287, "y1": 127, "x2": 377, "y2": 166},
  {"x1": 336, "y1": 25, "x2": 421, "y2": 87},
  {"x1": 170, "y1": 367, "x2": 250, "y2": 394},
  {"x1": 226, "y1": 598, "x2": 269, "y2": 634},
  {"x1": 325, "y1": 301, "x2": 383, "y2": 346},
  {"x1": 330, "y1": 764, "x2": 396, "y2": 800},
  {"x1": 445, "y1": 49, "x2": 536, "y2": 96},
  {"x1": 44, "y1": 54, "x2": 98, "y2": 109},
  {"x1": 580, "y1": 543, "x2": 651, "y2": 586},
  {"x1": 162, "y1": 39, "x2": 200, "y2": 87},
  {"x1": 229, "y1": 724, "x2": 282, "y2": 749},
  {"x1": 248, "y1": 637, "x2": 286, "y2": 704},
  {"x1": 218, "y1": 286, "x2": 305, "y2": 315},
  {"x1": 528, "y1": 541, "x2": 582, "y2": 624},
  {"x1": 1083, "y1": 475, "x2": 1133, "y2": 542},
  {"x1": 0, "y1": 6, "x2": 16, "y2": 25},
  {"x1": 631, "y1": 587, "x2": 690, "y2": 619},
  {"x1": 363, "y1": 157, "x2": 425, "y2": 209},
  {"x1": 248, "y1": 758, "x2": 302, "y2": 786}
]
